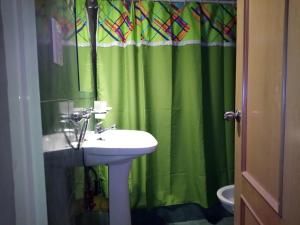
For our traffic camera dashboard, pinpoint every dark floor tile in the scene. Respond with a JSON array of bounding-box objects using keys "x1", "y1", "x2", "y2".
[
  {"x1": 131, "y1": 203, "x2": 232, "y2": 225},
  {"x1": 74, "y1": 203, "x2": 233, "y2": 225},
  {"x1": 132, "y1": 208, "x2": 167, "y2": 225},
  {"x1": 202, "y1": 203, "x2": 232, "y2": 224}
]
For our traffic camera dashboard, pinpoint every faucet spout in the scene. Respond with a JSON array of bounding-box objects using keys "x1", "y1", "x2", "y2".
[{"x1": 95, "y1": 123, "x2": 116, "y2": 134}]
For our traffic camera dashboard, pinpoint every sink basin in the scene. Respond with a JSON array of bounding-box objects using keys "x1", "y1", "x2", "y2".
[
  {"x1": 83, "y1": 129, "x2": 157, "y2": 165},
  {"x1": 82, "y1": 129, "x2": 158, "y2": 225}
]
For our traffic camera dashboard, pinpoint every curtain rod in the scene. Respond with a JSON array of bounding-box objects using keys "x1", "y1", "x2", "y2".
[
  {"x1": 141, "y1": 0, "x2": 237, "y2": 4},
  {"x1": 101, "y1": 0, "x2": 237, "y2": 4},
  {"x1": 156, "y1": 0, "x2": 236, "y2": 3}
]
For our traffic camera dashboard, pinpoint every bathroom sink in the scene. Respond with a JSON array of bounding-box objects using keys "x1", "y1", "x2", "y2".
[
  {"x1": 82, "y1": 129, "x2": 158, "y2": 165},
  {"x1": 82, "y1": 129, "x2": 158, "y2": 225}
]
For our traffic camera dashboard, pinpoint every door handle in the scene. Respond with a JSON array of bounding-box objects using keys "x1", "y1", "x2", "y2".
[{"x1": 224, "y1": 110, "x2": 241, "y2": 122}]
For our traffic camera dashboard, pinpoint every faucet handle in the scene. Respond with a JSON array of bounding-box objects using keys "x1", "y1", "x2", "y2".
[
  {"x1": 95, "y1": 121, "x2": 103, "y2": 133},
  {"x1": 96, "y1": 121, "x2": 103, "y2": 126},
  {"x1": 70, "y1": 111, "x2": 83, "y2": 122}
]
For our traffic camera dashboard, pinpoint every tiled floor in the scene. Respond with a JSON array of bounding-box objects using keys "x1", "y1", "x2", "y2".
[
  {"x1": 131, "y1": 203, "x2": 233, "y2": 225},
  {"x1": 76, "y1": 203, "x2": 233, "y2": 225},
  {"x1": 169, "y1": 217, "x2": 234, "y2": 225}
]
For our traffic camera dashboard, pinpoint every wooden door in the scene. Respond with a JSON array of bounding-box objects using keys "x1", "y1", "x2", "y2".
[{"x1": 234, "y1": 0, "x2": 300, "y2": 225}]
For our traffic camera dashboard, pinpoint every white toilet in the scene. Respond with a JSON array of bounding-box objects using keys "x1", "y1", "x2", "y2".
[{"x1": 217, "y1": 184, "x2": 234, "y2": 214}]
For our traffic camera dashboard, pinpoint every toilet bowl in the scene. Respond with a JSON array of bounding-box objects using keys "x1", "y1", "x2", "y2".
[{"x1": 217, "y1": 185, "x2": 234, "y2": 214}]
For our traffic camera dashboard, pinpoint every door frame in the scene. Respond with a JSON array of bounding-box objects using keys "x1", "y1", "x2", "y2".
[{"x1": 0, "y1": 0, "x2": 48, "y2": 224}]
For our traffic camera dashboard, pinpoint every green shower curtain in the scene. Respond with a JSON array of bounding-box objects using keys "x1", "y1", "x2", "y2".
[{"x1": 77, "y1": 0, "x2": 236, "y2": 208}]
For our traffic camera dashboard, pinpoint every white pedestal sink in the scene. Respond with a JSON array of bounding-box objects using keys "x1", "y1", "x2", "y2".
[{"x1": 82, "y1": 130, "x2": 158, "y2": 225}]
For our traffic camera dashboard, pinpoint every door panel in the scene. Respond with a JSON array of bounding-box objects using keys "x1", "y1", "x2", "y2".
[
  {"x1": 241, "y1": 199, "x2": 261, "y2": 225},
  {"x1": 235, "y1": 0, "x2": 288, "y2": 224},
  {"x1": 245, "y1": 0, "x2": 285, "y2": 209},
  {"x1": 244, "y1": 209, "x2": 260, "y2": 225},
  {"x1": 240, "y1": 178, "x2": 280, "y2": 225},
  {"x1": 235, "y1": 0, "x2": 300, "y2": 224}
]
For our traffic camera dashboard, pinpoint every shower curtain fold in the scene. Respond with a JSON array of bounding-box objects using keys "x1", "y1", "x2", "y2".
[{"x1": 77, "y1": 0, "x2": 236, "y2": 208}]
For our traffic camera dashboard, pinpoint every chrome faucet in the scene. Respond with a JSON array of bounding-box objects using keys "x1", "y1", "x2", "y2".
[
  {"x1": 66, "y1": 107, "x2": 115, "y2": 147},
  {"x1": 60, "y1": 108, "x2": 95, "y2": 150},
  {"x1": 95, "y1": 122, "x2": 116, "y2": 134},
  {"x1": 70, "y1": 108, "x2": 94, "y2": 122}
]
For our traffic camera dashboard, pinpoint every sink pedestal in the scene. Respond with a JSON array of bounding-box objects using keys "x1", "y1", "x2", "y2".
[
  {"x1": 82, "y1": 130, "x2": 158, "y2": 225},
  {"x1": 109, "y1": 160, "x2": 132, "y2": 225}
]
